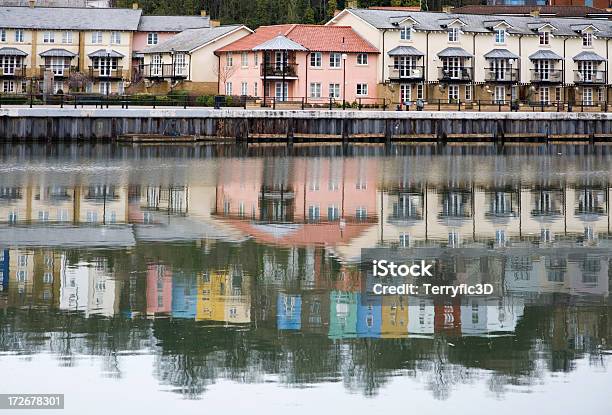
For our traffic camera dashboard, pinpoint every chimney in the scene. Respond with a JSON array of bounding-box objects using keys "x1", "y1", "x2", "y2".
[
  {"x1": 530, "y1": 9, "x2": 540, "y2": 18},
  {"x1": 132, "y1": 3, "x2": 139, "y2": 9},
  {"x1": 442, "y1": 6, "x2": 453, "y2": 13},
  {"x1": 201, "y1": 10, "x2": 207, "y2": 17},
  {"x1": 28, "y1": 0, "x2": 35, "y2": 8},
  {"x1": 211, "y1": 20, "x2": 221, "y2": 27}
]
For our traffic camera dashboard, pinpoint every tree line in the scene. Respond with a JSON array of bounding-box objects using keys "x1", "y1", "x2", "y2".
[{"x1": 114, "y1": 0, "x2": 426, "y2": 27}]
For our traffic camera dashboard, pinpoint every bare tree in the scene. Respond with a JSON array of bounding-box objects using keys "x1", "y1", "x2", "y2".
[{"x1": 213, "y1": 64, "x2": 237, "y2": 95}]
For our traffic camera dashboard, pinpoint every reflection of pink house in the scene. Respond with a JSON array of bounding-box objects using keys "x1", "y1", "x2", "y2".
[
  {"x1": 146, "y1": 263, "x2": 173, "y2": 316},
  {"x1": 132, "y1": 14, "x2": 210, "y2": 77},
  {"x1": 215, "y1": 25, "x2": 379, "y2": 104}
]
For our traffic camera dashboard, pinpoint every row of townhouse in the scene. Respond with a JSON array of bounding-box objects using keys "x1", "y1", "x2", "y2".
[
  {"x1": 0, "y1": 5, "x2": 224, "y2": 94},
  {"x1": 327, "y1": 8, "x2": 612, "y2": 105}
]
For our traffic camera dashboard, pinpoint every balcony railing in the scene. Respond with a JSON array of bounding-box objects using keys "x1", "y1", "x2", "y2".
[
  {"x1": 574, "y1": 70, "x2": 606, "y2": 84},
  {"x1": 140, "y1": 64, "x2": 188, "y2": 79},
  {"x1": 88, "y1": 66, "x2": 124, "y2": 79},
  {"x1": 484, "y1": 68, "x2": 519, "y2": 83},
  {"x1": 39, "y1": 65, "x2": 77, "y2": 78},
  {"x1": 530, "y1": 69, "x2": 562, "y2": 83},
  {"x1": 260, "y1": 63, "x2": 298, "y2": 78},
  {"x1": 438, "y1": 66, "x2": 473, "y2": 82},
  {"x1": 1, "y1": 65, "x2": 27, "y2": 78},
  {"x1": 388, "y1": 65, "x2": 425, "y2": 82}
]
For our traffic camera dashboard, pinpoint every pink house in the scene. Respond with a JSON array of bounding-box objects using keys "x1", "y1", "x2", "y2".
[
  {"x1": 132, "y1": 14, "x2": 211, "y2": 78},
  {"x1": 215, "y1": 24, "x2": 379, "y2": 105},
  {"x1": 146, "y1": 263, "x2": 173, "y2": 316}
]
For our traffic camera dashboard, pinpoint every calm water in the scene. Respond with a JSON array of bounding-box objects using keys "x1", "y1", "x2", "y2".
[{"x1": 0, "y1": 143, "x2": 611, "y2": 415}]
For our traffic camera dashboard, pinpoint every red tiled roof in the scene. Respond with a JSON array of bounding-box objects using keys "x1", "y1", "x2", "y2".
[
  {"x1": 452, "y1": 5, "x2": 609, "y2": 17},
  {"x1": 216, "y1": 24, "x2": 378, "y2": 54}
]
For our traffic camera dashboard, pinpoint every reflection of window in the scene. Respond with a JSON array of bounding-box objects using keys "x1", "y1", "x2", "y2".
[
  {"x1": 399, "y1": 233, "x2": 409, "y2": 248},
  {"x1": 356, "y1": 207, "x2": 367, "y2": 221},
  {"x1": 308, "y1": 205, "x2": 320, "y2": 222}
]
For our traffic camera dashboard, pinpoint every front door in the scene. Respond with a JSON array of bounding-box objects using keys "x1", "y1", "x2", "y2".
[
  {"x1": 400, "y1": 84, "x2": 411, "y2": 104},
  {"x1": 151, "y1": 54, "x2": 162, "y2": 76},
  {"x1": 274, "y1": 51, "x2": 285, "y2": 71},
  {"x1": 275, "y1": 81, "x2": 288, "y2": 101},
  {"x1": 494, "y1": 85, "x2": 505, "y2": 104}
]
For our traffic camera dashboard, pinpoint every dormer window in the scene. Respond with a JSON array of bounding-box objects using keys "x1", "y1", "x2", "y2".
[
  {"x1": 539, "y1": 31, "x2": 550, "y2": 46},
  {"x1": 448, "y1": 27, "x2": 459, "y2": 42},
  {"x1": 495, "y1": 29, "x2": 506, "y2": 44},
  {"x1": 400, "y1": 26, "x2": 412, "y2": 41},
  {"x1": 583, "y1": 32, "x2": 592, "y2": 47}
]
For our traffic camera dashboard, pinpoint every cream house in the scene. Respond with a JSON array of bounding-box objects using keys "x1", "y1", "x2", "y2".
[
  {"x1": 327, "y1": 8, "x2": 612, "y2": 107},
  {"x1": 141, "y1": 25, "x2": 252, "y2": 94},
  {"x1": 0, "y1": 5, "x2": 141, "y2": 94}
]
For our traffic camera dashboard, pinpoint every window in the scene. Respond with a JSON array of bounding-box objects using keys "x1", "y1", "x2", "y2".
[
  {"x1": 147, "y1": 33, "x2": 158, "y2": 45},
  {"x1": 356, "y1": 83, "x2": 368, "y2": 96},
  {"x1": 539, "y1": 86, "x2": 550, "y2": 104},
  {"x1": 110, "y1": 31, "x2": 121, "y2": 44},
  {"x1": 494, "y1": 29, "x2": 506, "y2": 44},
  {"x1": 328, "y1": 205, "x2": 340, "y2": 221},
  {"x1": 539, "y1": 31, "x2": 550, "y2": 46},
  {"x1": 582, "y1": 32, "x2": 592, "y2": 47},
  {"x1": 254, "y1": 82, "x2": 258, "y2": 97},
  {"x1": 3, "y1": 80, "x2": 14, "y2": 93},
  {"x1": 62, "y1": 31, "x2": 72, "y2": 44},
  {"x1": 117, "y1": 81, "x2": 124, "y2": 95},
  {"x1": 357, "y1": 53, "x2": 368, "y2": 65},
  {"x1": 43, "y1": 31, "x2": 55, "y2": 43},
  {"x1": 555, "y1": 86, "x2": 562, "y2": 102},
  {"x1": 226, "y1": 52, "x2": 233, "y2": 67},
  {"x1": 598, "y1": 87, "x2": 604, "y2": 103},
  {"x1": 241, "y1": 81, "x2": 248, "y2": 96},
  {"x1": 399, "y1": 233, "x2": 410, "y2": 248},
  {"x1": 465, "y1": 84, "x2": 472, "y2": 101},
  {"x1": 241, "y1": 52, "x2": 248, "y2": 67},
  {"x1": 400, "y1": 25, "x2": 411, "y2": 40},
  {"x1": 494, "y1": 85, "x2": 505, "y2": 104},
  {"x1": 400, "y1": 84, "x2": 411, "y2": 103},
  {"x1": 448, "y1": 27, "x2": 459, "y2": 42},
  {"x1": 14, "y1": 29, "x2": 24, "y2": 43},
  {"x1": 310, "y1": 82, "x2": 321, "y2": 98},
  {"x1": 254, "y1": 52, "x2": 258, "y2": 66},
  {"x1": 329, "y1": 52, "x2": 341, "y2": 68},
  {"x1": 448, "y1": 85, "x2": 459, "y2": 101},
  {"x1": 417, "y1": 83, "x2": 424, "y2": 100},
  {"x1": 583, "y1": 87, "x2": 593, "y2": 105},
  {"x1": 0, "y1": 29, "x2": 6, "y2": 42},
  {"x1": 225, "y1": 81, "x2": 233, "y2": 95},
  {"x1": 91, "y1": 31, "x2": 103, "y2": 44},
  {"x1": 329, "y1": 83, "x2": 340, "y2": 98},
  {"x1": 99, "y1": 81, "x2": 111, "y2": 95},
  {"x1": 356, "y1": 207, "x2": 367, "y2": 221},
  {"x1": 310, "y1": 52, "x2": 322, "y2": 67}
]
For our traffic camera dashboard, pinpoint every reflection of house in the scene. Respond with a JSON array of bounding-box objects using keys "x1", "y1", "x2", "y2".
[
  {"x1": 434, "y1": 299, "x2": 462, "y2": 336},
  {"x1": 356, "y1": 294, "x2": 382, "y2": 338},
  {"x1": 328, "y1": 291, "x2": 358, "y2": 339},
  {"x1": 381, "y1": 295, "x2": 409, "y2": 338},
  {"x1": 301, "y1": 290, "x2": 330, "y2": 334},
  {"x1": 171, "y1": 272, "x2": 197, "y2": 319},
  {"x1": 460, "y1": 297, "x2": 525, "y2": 336},
  {"x1": 196, "y1": 269, "x2": 251, "y2": 324},
  {"x1": 78, "y1": 185, "x2": 128, "y2": 224},
  {"x1": 0, "y1": 249, "x2": 8, "y2": 293},
  {"x1": 146, "y1": 263, "x2": 172, "y2": 317},
  {"x1": 7, "y1": 249, "x2": 34, "y2": 306},
  {"x1": 0, "y1": 186, "x2": 28, "y2": 224},
  {"x1": 407, "y1": 297, "x2": 435, "y2": 335},
  {"x1": 276, "y1": 292, "x2": 301, "y2": 330},
  {"x1": 31, "y1": 186, "x2": 75, "y2": 223},
  {"x1": 59, "y1": 259, "x2": 119, "y2": 317}
]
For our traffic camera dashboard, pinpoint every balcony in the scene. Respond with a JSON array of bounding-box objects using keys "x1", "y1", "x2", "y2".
[
  {"x1": 438, "y1": 66, "x2": 472, "y2": 83},
  {"x1": 260, "y1": 63, "x2": 298, "y2": 79},
  {"x1": 388, "y1": 65, "x2": 424, "y2": 82},
  {"x1": 39, "y1": 65, "x2": 77, "y2": 78},
  {"x1": 140, "y1": 64, "x2": 188, "y2": 79},
  {"x1": 530, "y1": 69, "x2": 562, "y2": 83},
  {"x1": 574, "y1": 70, "x2": 606, "y2": 85},
  {"x1": 0, "y1": 65, "x2": 27, "y2": 79},
  {"x1": 88, "y1": 66, "x2": 124, "y2": 79},
  {"x1": 484, "y1": 68, "x2": 519, "y2": 83}
]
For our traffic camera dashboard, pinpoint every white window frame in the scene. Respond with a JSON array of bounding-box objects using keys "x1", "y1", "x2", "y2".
[
  {"x1": 417, "y1": 83, "x2": 424, "y2": 100},
  {"x1": 329, "y1": 52, "x2": 341, "y2": 68},
  {"x1": 226, "y1": 52, "x2": 233, "y2": 67},
  {"x1": 225, "y1": 81, "x2": 233, "y2": 95},
  {"x1": 329, "y1": 83, "x2": 340, "y2": 99},
  {"x1": 99, "y1": 81, "x2": 111, "y2": 95},
  {"x1": 3, "y1": 80, "x2": 14, "y2": 93},
  {"x1": 400, "y1": 84, "x2": 411, "y2": 103},
  {"x1": 494, "y1": 85, "x2": 505, "y2": 104},
  {"x1": 356, "y1": 83, "x2": 368, "y2": 96},
  {"x1": 448, "y1": 85, "x2": 459, "y2": 101},
  {"x1": 147, "y1": 33, "x2": 158, "y2": 45},
  {"x1": 310, "y1": 82, "x2": 321, "y2": 98},
  {"x1": 583, "y1": 87, "x2": 593, "y2": 105},
  {"x1": 539, "y1": 31, "x2": 550, "y2": 46},
  {"x1": 494, "y1": 29, "x2": 506, "y2": 44},
  {"x1": 254, "y1": 82, "x2": 258, "y2": 97},
  {"x1": 110, "y1": 31, "x2": 121, "y2": 45},
  {"x1": 91, "y1": 31, "x2": 103, "y2": 44},
  {"x1": 400, "y1": 25, "x2": 412, "y2": 41},
  {"x1": 0, "y1": 29, "x2": 5, "y2": 42},
  {"x1": 310, "y1": 52, "x2": 322, "y2": 68},
  {"x1": 241, "y1": 52, "x2": 248, "y2": 68},
  {"x1": 14, "y1": 29, "x2": 24, "y2": 43},
  {"x1": 240, "y1": 81, "x2": 248, "y2": 96},
  {"x1": 465, "y1": 84, "x2": 472, "y2": 101},
  {"x1": 448, "y1": 27, "x2": 459, "y2": 42},
  {"x1": 539, "y1": 86, "x2": 550, "y2": 105},
  {"x1": 43, "y1": 31, "x2": 55, "y2": 43},
  {"x1": 582, "y1": 32, "x2": 593, "y2": 47},
  {"x1": 62, "y1": 31, "x2": 73, "y2": 44},
  {"x1": 357, "y1": 53, "x2": 368, "y2": 65}
]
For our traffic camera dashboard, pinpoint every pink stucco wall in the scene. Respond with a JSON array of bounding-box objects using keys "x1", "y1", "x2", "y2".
[{"x1": 219, "y1": 51, "x2": 379, "y2": 103}]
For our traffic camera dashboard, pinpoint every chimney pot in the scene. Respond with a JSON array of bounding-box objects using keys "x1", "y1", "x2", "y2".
[
  {"x1": 132, "y1": 3, "x2": 139, "y2": 10},
  {"x1": 201, "y1": 10, "x2": 207, "y2": 17}
]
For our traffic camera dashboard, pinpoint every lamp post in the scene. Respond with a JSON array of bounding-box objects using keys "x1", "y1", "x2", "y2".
[
  {"x1": 170, "y1": 48, "x2": 175, "y2": 92},
  {"x1": 342, "y1": 53, "x2": 348, "y2": 110},
  {"x1": 106, "y1": 51, "x2": 111, "y2": 99}
]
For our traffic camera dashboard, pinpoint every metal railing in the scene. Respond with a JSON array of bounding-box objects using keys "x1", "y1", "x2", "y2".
[
  {"x1": 139, "y1": 64, "x2": 188, "y2": 79},
  {"x1": 388, "y1": 65, "x2": 425, "y2": 81},
  {"x1": 438, "y1": 66, "x2": 473, "y2": 82},
  {"x1": 573, "y1": 70, "x2": 606, "y2": 84},
  {"x1": 260, "y1": 63, "x2": 298, "y2": 78},
  {"x1": 484, "y1": 68, "x2": 519, "y2": 83},
  {"x1": 39, "y1": 65, "x2": 78, "y2": 78},
  {"x1": 530, "y1": 69, "x2": 563, "y2": 83},
  {"x1": 88, "y1": 66, "x2": 124, "y2": 79}
]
